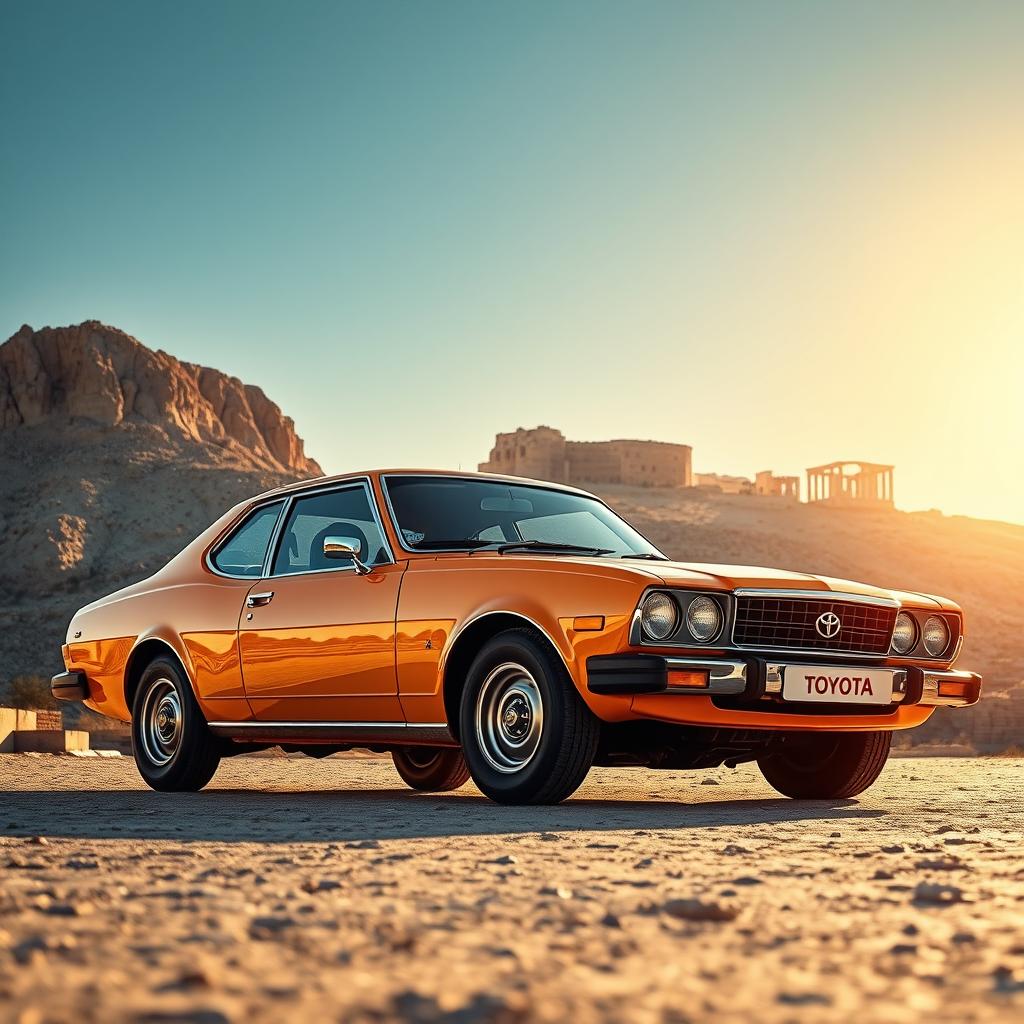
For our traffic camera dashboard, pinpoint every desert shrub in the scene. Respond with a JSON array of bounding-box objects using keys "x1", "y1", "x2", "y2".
[{"x1": 8, "y1": 674, "x2": 58, "y2": 711}]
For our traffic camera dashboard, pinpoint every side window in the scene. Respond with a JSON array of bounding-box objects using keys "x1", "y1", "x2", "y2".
[
  {"x1": 212, "y1": 502, "x2": 283, "y2": 577},
  {"x1": 272, "y1": 485, "x2": 388, "y2": 576}
]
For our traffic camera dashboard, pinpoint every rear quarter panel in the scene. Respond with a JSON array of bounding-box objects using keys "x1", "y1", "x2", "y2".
[
  {"x1": 66, "y1": 576, "x2": 256, "y2": 722},
  {"x1": 61, "y1": 499, "x2": 262, "y2": 722}
]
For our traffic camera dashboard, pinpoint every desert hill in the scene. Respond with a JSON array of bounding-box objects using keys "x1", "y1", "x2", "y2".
[{"x1": 0, "y1": 321, "x2": 321, "y2": 684}]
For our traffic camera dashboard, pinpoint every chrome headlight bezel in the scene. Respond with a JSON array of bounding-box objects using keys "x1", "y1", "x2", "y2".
[
  {"x1": 634, "y1": 589, "x2": 728, "y2": 646},
  {"x1": 639, "y1": 591, "x2": 679, "y2": 641},
  {"x1": 890, "y1": 611, "x2": 918, "y2": 656}
]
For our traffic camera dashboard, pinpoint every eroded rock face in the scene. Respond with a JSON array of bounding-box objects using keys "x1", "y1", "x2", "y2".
[
  {"x1": 0, "y1": 321, "x2": 322, "y2": 476},
  {"x1": 0, "y1": 321, "x2": 324, "y2": 684}
]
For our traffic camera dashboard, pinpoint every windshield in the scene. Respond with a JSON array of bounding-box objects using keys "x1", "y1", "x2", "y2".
[{"x1": 383, "y1": 476, "x2": 664, "y2": 558}]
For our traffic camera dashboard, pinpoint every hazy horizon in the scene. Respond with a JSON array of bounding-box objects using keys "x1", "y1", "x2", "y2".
[{"x1": 3, "y1": 1, "x2": 1022, "y2": 524}]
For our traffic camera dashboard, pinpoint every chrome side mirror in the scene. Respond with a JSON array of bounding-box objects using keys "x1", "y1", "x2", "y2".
[{"x1": 323, "y1": 536, "x2": 371, "y2": 575}]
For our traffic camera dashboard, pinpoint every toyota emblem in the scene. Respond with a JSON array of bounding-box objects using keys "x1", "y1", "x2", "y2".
[{"x1": 815, "y1": 611, "x2": 842, "y2": 639}]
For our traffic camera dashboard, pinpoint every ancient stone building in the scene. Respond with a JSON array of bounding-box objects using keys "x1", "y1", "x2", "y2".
[
  {"x1": 479, "y1": 426, "x2": 569, "y2": 482},
  {"x1": 807, "y1": 461, "x2": 894, "y2": 508},
  {"x1": 478, "y1": 426, "x2": 692, "y2": 488},
  {"x1": 755, "y1": 470, "x2": 800, "y2": 499}
]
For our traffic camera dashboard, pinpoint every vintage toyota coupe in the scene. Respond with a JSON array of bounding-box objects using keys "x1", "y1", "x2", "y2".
[{"x1": 52, "y1": 470, "x2": 982, "y2": 803}]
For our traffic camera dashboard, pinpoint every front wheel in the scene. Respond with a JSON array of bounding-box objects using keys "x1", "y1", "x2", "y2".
[
  {"x1": 459, "y1": 627, "x2": 599, "y2": 805},
  {"x1": 392, "y1": 747, "x2": 470, "y2": 791},
  {"x1": 131, "y1": 657, "x2": 221, "y2": 792},
  {"x1": 757, "y1": 730, "x2": 892, "y2": 799}
]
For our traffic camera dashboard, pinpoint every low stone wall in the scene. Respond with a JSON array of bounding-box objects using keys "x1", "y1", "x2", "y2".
[
  {"x1": 34, "y1": 709, "x2": 63, "y2": 731},
  {"x1": 0, "y1": 706, "x2": 91, "y2": 753},
  {"x1": 14, "y1": 729, "x2": 89, "y2": 753},
  {"x1": 1, "y1": 707, "x2": 36, "y2": 752}
]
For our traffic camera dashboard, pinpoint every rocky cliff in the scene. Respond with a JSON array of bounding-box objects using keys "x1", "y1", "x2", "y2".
[
  {"x1": 0, "y1": 321, "x2": 323, "y2": 685},
  {"x1": 0, "y1": 321, "x2": 321, "y2": 475}
]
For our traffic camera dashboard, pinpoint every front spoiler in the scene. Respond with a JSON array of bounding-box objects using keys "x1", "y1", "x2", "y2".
[{"x1": 586, "y1": 654, "x2": 982, "y2": 709}]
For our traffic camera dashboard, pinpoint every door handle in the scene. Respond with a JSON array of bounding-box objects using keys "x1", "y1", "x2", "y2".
[{"x1": 247, "y1": 591, "x2": 275, "y2": 608}]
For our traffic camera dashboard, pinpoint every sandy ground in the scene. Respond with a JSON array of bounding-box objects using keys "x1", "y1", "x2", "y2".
[{"x1": 1, "y1": 755, "x2": 1022, "y2": 1024}]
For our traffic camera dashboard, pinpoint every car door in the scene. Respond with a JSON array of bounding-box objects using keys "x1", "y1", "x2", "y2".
[{"x1": 237, "y1": 480, "x2": 406, "y2": 722}]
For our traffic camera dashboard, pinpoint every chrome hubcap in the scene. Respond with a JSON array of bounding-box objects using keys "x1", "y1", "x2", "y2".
[
  {"x1": 139, "y1": 678, "x2": 183, "y2": 767},
  {"x1": 475, "y1": 662, "x2": 544, "y2": 773}
]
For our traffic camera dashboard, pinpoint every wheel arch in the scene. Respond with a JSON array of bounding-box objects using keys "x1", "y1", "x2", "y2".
[
  {"x1": 124, "y1": 632, "x2": 197, "y2": 717},
  {"x1": 440, "y1": 610, "x2": 572, "y2": 740}
]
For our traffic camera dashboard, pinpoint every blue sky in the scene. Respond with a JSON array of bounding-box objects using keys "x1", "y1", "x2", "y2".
[{"x1": 2, "y1": 1, "x2": 1022, "y2": 523}]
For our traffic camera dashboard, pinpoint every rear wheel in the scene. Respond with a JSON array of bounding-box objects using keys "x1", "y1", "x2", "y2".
[
  {"x1": 392, "y1": 747, "x2": 470, "y2": 791},
  {"x1": 757, "y1": 730, "x2": 892, "y2": 799},
  {"x1": 131, "y1": 657, "x2": 221, "y2": 792},
  {"x1": 459, "y1": 628, "x2": 599, "y2": 805}
]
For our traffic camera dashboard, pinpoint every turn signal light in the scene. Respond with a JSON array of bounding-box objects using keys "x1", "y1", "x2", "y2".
[
  {"x1": 667, "y1": 670, "x2": 710, "y2": 689},
  {"x1": 937, "y1": 681, "x2": 967, "y2": 698},
  {"x1": 572, "y1": 616, "x2": 605, "y2": 632}
]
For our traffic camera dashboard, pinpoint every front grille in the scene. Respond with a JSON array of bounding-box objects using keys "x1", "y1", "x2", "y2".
[{"x1": 733, "y1": 596, "x2": 896, "y2": 656}]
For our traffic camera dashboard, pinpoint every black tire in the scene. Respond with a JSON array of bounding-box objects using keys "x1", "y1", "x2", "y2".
[
  {"x1": 131, "y1": 656, "x2": 221, "y2": 792},
  {"x1": 458, "y1": 627, "x2": 599, "y2": 805},
  {"x1": 392, "y1": 747, "x2": 470, "y2": 792},
  {"x1": 757, "y1": 730, "x2": 892, "y2": 799}
]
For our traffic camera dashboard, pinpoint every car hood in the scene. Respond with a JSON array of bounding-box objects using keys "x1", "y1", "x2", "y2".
[{"x1": 620, "y1": 559, "x2": 952, "y2": 609}]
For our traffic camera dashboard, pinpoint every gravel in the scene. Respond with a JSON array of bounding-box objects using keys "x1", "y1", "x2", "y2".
[{"x1": 1, "y1": 754, "x2": 1022, "y2": 1023}]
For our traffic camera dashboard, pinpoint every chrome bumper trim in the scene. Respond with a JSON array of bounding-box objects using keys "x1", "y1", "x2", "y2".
[
  {"x1": 588, "y1": 653, "x2": 981, "y2": 709},
  {"x1": 664, "y1": 657, "x2": 748, "y2": 695},
  {"x1": 663, "y1": 659, "x2": 911, "y2": 704},
  {"x1": 207, "y1": 720, "x2": 448, "y2": 729},
  {"x1": 919, "y1": 669, "x2": 983, "y2": 707},
  {"x1": 731, "y1": 588, "x2": 901, "y2": 608},
  {"x1": 762, "y1": 664, "x2": 909, "y2": 702}
]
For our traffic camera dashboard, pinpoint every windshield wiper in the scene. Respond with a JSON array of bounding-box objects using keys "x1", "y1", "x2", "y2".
[
  {"x1": 495, "y1": 541, "x2": 615, "y2": 556},
  {"x1": 621, "y1": 552, "x2": 669, "y2": 560},
  {"x1": 410, "y1": 539, "x2": 498, "y2": 550}
]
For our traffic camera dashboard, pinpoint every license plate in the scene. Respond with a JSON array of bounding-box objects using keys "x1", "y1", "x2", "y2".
[{"x1": 783, "y1": 666, "x2": 894, "y2": 705}]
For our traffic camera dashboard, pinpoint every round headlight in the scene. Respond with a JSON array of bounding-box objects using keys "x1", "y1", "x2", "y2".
[
  {"x1": 891, "y1": 612, "x2": 917, "y2": 655},
  {"x1": 640, "y1": 592, "x2": 678, "y2": 641},
  {"x1": 686, "y1": 595, "x2": 722, "y2": 642},
  {"x1": 923, "y1": 615, "x2": 950, "y2": 657}
]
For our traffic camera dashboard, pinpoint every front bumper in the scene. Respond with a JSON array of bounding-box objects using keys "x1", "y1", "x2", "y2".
[{"x1": 586, "y1": 654, "x2": 982, "y2": 709}]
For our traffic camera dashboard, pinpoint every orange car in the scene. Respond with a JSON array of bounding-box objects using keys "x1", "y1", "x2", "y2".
[{"x1": 52, "y1": 470, "x2": 982, "y2": 803}]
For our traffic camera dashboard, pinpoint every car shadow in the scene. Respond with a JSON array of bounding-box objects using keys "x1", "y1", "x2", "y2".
[{"x1": 0, "y1": 786, "x2": 886, "y2": 843}]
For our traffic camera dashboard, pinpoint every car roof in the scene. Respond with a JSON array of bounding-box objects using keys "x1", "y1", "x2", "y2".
[{"x1": 251, "y1": 468, "x2": 599, "y2": 504}]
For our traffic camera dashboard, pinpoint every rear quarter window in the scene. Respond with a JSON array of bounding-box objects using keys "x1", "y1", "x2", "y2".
[{"x1": 211, "y1": 501, "x2": 283, "y2": 577}]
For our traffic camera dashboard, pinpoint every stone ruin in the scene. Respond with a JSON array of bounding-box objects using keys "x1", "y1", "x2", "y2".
[
  {"x1": 479, "y1": 427, "x2": 895, "y2": 508},
  {"x1": 478, "y1": 426, "x2": 693, "y2": 488},
  {"x1": 807, "y1": 461, "x2": 894, "y2": 508},
  {"x1": 755, "y1": 470, "x2": 800, "y2": 499}
]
